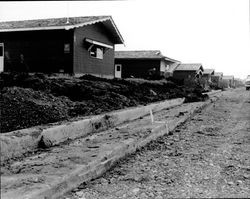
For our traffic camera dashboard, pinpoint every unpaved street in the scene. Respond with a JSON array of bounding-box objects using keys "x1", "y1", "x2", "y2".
[{"x1": 67, "y1": 88, "x2": 250, "y2": 199}]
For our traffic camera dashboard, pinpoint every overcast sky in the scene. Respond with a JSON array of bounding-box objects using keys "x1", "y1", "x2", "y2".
[{"x1": 0, "y1": 0, "x2": 249, "y2": 79}]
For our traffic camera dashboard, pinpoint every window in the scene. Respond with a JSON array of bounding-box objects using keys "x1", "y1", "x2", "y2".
[
  {"x1": 85, "y1": 38, "x2": 113, "y2": 60},
  {"x1": 64, "y1": 44, "x2": 70, "y2": 53},
  {"x1": 90, "y1": 46, "x2": 103, "y2": 59},
  {"x1": 116, "y1": 65, "x2": 121, "y2": 71}
]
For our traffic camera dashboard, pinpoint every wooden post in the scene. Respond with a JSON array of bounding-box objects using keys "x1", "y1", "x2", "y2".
[{"x1": 149, "y1": 109, "x2": 154, "y2": 123}]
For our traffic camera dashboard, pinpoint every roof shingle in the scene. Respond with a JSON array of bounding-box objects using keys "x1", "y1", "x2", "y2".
[
  {"x1": 115, "y1": 50, "x2": 165, "y2": 59},
  {"x1": 214, "y1": 72, "x2": 223, "y2": 77},
  {"x1": 175, "y1": 63, "x2": 203, "y2": 72},
  {"x1": 115, "y1": 50, "x2": 179, "y2": 62},
  {"x1": 0, "y1": 16, "x2": 124, "y2": 44},
  {"x1": 222, "y1": 76, "x2": 234, "y2": 80},
  {"x1": 0, "y1": 16, "x2": 108, "y2": 30},
  {"x1": 203, "y1": 69, "x2": 215, "y2": 75}
]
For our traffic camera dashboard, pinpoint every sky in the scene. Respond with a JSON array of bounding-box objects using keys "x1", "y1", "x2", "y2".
[{"x1": 0, "y1": 0, "x2": 249, "y2": 79}]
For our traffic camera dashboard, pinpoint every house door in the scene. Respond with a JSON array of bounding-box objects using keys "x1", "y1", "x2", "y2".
[
  {"x1": 115, "y1": 64, "x2": 122, "y2": 78},
  {"x1": 0, "y1": 43, "x2": 3, "y2": 72}
]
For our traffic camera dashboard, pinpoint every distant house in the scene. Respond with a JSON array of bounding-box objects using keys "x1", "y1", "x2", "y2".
[
  {"x1": 202, "y1": 69, "x2": 215, "y2": 82},
  {"x1": 234, "y1": 78, "x2": 244, "y2": 88},
  {"x1": 0, "y1": 16, "x2": 124, "y2": 78},
  {"x1": 211, "y1": 72, "x2": 223, "y2": 87},
  {"x1": 222, "y1": 75, "x2": 235, "y2": 88},
  {"x1": 202, "y1": 69, "x2": 215, "y2": 90},
  {"x1": 114, "y1": 50, "x2": 180, "y2": 78},
  {"x1": 165, "y1": 61, "x2": 181, "y2": 78},
  {"x1": 172, "y1": 63, "x2": 204, "y2": 85}
]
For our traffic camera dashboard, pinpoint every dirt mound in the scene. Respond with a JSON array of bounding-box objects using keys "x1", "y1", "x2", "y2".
[
  {"x1": 0, "y1": 73, "x2": 207, "y2": 133},
  {"x1": 0, "y1": 87, "x2": 70, "y2": 133}
]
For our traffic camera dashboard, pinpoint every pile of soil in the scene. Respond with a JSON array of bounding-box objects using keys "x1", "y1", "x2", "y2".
[
  {"x1": 1, "y1": 87, "x2": 70, "y2": 131},
  {"x1": 0, "y1": 73, "x2": 207, "y2": 133}
]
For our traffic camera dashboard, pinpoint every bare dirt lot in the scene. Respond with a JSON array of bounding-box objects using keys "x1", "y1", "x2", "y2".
[
  {"x1": 0, "y1": 73, "x2": 207, "y2": 133},
  {"x1": 67, "y1": 88, "x2": 250, "y2": 199}
]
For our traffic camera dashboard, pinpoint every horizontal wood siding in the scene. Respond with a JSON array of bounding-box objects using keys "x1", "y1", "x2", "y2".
[
  {"x1": 211, "y1": 76, "x2": 222, "y2": 87},
  {"x1": 202, "y1": 74, "x2": 211, "y2": 82},
  {"x1": 73, "y1": 24, "x2": 115, "y2": 77},
  {"x1": 0, "y1": 30, "x2": 73, "y2": 73},
  {"x1": 172, "y1": 71, "x2": 197, "y2": 80},
  {"x1": 114, "y1": 59, "x2": 161, "y2": 78}
]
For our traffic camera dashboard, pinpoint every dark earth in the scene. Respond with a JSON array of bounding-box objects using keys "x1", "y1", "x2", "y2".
[
  {"x1": 0, "y1": 73, "x2": 207, "y2": 133},
  {"x1": 65, "y1": 88, "x2": 250, "y2": 199}
]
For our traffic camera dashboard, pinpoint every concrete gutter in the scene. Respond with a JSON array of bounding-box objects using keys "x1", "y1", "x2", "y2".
[
  {"x1": 1, "y1": 95, "x2": 220, "y2": 199},
  {"x1": 203, "y1": 90, "x2": 222, "y2": 97},
  {"x1": 0, "y1": 98, "x2": 185, "y2": 163}
]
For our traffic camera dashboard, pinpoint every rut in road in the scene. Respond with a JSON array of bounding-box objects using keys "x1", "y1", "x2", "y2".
[{"x1": 66, "y1": 89, "x2": 250, "y2": 199}]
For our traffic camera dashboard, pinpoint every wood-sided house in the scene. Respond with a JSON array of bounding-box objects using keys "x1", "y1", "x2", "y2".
[
  {"x1": 202, "y1": 68, "x2": 215, "y2": 90},
  {"x1": 114, "y1": 50, "x2": 180, "y2": 78},
  {"x1": 172, "y1": 63, "x2": 204, "y2": 84},
  {"x1": 222, "y1": 75, "x2": 235, "y2": 88},
  {"x1": 0, "y1": 16, "x2": 124, "y2": 78},
  {"x1": 202, "y1": 69, "x2": 215, "y2": 82},
  {"x1": 234, "y1": 78, "x2": 244, "y2": 88},
  {"x1": 211, "y1": 72, "x2": 223, "y2": 87}
]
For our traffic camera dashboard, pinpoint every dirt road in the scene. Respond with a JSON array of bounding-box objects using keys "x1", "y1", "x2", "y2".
[{"x1": 67, "y1": 88, "x2": 250, "y2": 199}]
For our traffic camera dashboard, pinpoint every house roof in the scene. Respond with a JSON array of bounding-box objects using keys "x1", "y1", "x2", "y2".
[
  {"x1": 222, "y1": 75, "x2": 234, "y2": 80},
  {"x1": 214, "y1": 72, "x2": 223, "y2": 77},
  {"x1": 203, "y1": 69, "x2": 215, "y2": 75},
  {"x1": 115, "y1": 50, "x2": 179, "y2": 62},
  {"x1": 167, "y1": 62, "x2": 181, "y2": 73},
  {"x1": 0, "y1": 16, "x2": 124, "y2": 44},
  {"x1": 174, "y1": 63, "x2": 203, "y2": 72},
  {"x1": 234, "y1": 78, "x2": 242, "y2": 81}
]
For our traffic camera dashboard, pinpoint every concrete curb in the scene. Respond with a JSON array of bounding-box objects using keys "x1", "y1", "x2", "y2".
[
  {"x1": 0, "y1": 98, "x2": 185, "y2": 163},
  {"x1": 203, "y1": 90, "x2": 222, "y2": 97},
  {"x1": 1, "y1": 94, "x2": 221, "y2": 199},
  {"x1": 34, "y1": 96, "x2": 219, "y2": 199}
]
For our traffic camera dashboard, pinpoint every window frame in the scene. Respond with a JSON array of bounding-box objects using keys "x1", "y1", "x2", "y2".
[
  {"x1": 116, "y1": 64, "x2": 121, "y2": 72},
  {"x1": 89, "y1": 46, "x2": 104, "y2": 60},
  {"x1": 85, "y1": 38, "x2": 113, "y2": 60},
  {"x1": 64, "y1": 43, "x2": 70, "y2": 54}
]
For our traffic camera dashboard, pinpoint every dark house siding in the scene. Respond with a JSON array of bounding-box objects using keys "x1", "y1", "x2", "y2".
[
  {"x1": 172, "y1": 71, "x2": 198, "y2": 80},
  {"x1": 73, "y1": 24, "x2": 115, "y2": 77},
  {"x1": 0, "y1": 29, "x2": 74, "y2": 73},
  {"x1": 114, "y1": 59, "x2": 161, "y2": 78},
  {"x1": 211, "y1": 76, "x2": 222, "y2": 87}
]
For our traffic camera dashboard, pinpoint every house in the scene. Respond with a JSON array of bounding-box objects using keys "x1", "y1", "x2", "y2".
[
  {"x1": 0, "y1": 16, "x2": 124, "y2": 78},
  {"x1": 222, "y1": 75, "x2": 235, "y2": 88},
  {"x1": 165, "y1": 61, "x2": 181, "y2": 78},
  {"x1": 202, "y1": 69, "x2": 215, "y2": 82},
  {"x1": 114, "y1": 50, "x2": 180, "y2": 78},
  {"x1": 234, "y1": 78, "x2": 244, "y2": 88},
  {"x1": 201, "y1": 69, "x2": 215, "y2": 90},
  {"x1": 172, "y1": 63, "x2": 204, "y2": 85},
  {"x1": 211, "y1": 72, "x2": 223, "y2": 87}
]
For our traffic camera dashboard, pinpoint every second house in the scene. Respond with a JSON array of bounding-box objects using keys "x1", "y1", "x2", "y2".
[{"x1": 114, "y1": 50, "x2": 179, "y2": 78}]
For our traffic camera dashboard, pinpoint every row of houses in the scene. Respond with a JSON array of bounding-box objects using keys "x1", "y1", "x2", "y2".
[
  {"x1": 0, "y1": 15, "x2": 235, "y2": 88},
  {"x1": 202, "y1": 70, "x2": 235, "y2": 89},
  {"x1": 115, "y1": 50, "x2": 236, "y2": 89}
]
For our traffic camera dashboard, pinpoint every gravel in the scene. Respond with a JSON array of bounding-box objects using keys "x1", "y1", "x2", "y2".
[{"x1": 65, "y1": 89, "x2": 250, "y2": 199}]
